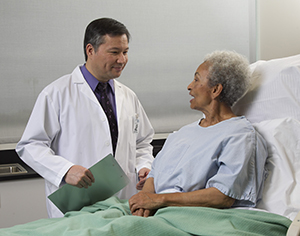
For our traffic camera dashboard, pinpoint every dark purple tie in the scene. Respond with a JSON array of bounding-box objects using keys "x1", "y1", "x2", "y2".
[{"x1": 96, "y1": 82, "x2": 118, "y2": 155}]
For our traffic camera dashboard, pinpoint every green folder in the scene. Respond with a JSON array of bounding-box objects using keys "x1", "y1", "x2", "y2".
[{"x1": 48, "y1": 154, "x2": 130, "y2": 214}]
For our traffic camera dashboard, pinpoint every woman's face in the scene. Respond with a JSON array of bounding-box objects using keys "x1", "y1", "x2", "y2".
[{"x1": 187, "y1": 62, "x2": 214, "y2": 111}]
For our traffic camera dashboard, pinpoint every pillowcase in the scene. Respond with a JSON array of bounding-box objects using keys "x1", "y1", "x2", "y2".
[
  {"x1": 253, "y1": 117, "x2": 300, "y2": 220},
  {"x1": 232, "y1": 54, "x2": 300, "y2": 123}
]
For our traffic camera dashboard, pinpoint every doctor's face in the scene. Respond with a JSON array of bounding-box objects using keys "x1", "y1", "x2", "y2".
[{"x1": 86, "y1": 34, "x2": 129, "y2": 82}]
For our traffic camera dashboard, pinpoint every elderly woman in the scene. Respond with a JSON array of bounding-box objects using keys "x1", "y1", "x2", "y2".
[{"x1": 129, "y1": 50, "x2": 268, "y2": 217}]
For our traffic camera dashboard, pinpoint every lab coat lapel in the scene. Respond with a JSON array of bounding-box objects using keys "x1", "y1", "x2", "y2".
[
  {"x1": 72, "y1": 66, "x2": 99, "y2": 105},
  {"x1": 114, "y1": 80, "x2": 124, "y2": 124}
]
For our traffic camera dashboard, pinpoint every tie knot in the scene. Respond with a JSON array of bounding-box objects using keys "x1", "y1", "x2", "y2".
[{"x1": 97, "y1": 82, "x2": 108, "y2": 92}]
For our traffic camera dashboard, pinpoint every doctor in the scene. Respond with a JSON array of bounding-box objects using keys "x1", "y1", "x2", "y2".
[{"x1": 16, "y1": 18, "x2": 154, "y2": 218}]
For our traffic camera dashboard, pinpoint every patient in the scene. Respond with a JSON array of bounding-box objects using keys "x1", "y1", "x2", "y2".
[{"x1": 129, "y1": 50, "x2": 268, "y2": 217}]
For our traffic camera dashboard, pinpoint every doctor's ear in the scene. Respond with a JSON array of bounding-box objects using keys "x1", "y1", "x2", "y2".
[{"x1": 86, "y1": 44, "x2": 95, "y2": 58}]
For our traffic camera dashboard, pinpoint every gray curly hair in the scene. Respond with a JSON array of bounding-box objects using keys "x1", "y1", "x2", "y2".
[{"x1": 204, "y1": 50, "x2": 251, "y2": 106}]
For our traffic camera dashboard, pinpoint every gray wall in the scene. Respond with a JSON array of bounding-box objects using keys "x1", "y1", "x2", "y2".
[{"x1": 0, "y1": 0, "x2": 256, "y2": 144}]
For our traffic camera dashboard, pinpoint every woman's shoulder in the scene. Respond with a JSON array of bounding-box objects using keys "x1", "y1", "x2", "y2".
[
  {"x1": 220, "y1": 116, "x2": 256, "y2": 136},
  {"x1": 230, "y1": 116, "x2": 254, "y2": 128}
]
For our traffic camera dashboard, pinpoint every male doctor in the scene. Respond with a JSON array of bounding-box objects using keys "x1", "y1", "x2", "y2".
[{"x1": 16, "y1": 18, "x2": 154, "y2": 218}]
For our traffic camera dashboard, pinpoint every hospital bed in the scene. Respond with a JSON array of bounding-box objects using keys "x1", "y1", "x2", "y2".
[
  {"x1": 232, "y1": 53, "x2": 300, "y2": 236},
  {"x1": 0, "y1": 54, "x2": 299, "y2": 236}
]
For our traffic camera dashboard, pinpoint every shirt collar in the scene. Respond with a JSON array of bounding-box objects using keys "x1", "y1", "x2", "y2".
[{"x1": 80, "y1": 64, "x2": 115, "y2": 94}]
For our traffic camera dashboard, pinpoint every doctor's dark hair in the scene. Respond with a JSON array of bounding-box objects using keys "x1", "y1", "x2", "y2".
[
  {"x1": 83, "y1": 18, "x2": 131, "y2": 61},
  {"x1": 204, "y1": 50, "x2": 251, "y2": 107}
]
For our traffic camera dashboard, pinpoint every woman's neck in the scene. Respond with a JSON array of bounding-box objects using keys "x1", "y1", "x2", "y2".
[{"x1": 200, "y1": 103, "x2": 236, "y2": 127}]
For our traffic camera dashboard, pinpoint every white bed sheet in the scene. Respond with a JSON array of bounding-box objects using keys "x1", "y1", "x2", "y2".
[{"x1": 253, "y1": 117, "x2": 300, "y2": 220}]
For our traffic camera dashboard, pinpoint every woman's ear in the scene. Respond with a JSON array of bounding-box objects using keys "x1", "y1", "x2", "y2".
[{"x1": 211, "y1": 83, "x2": 223, "y2": 99}]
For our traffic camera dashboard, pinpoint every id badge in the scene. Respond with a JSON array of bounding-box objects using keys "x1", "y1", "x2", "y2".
[{"x1": 133, "y1": 113, "x2": 139, "y2": 133}]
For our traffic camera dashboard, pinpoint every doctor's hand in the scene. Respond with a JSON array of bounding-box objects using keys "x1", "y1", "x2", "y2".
[
  {"x1": 64, "y1": 165, "x2": 95, "y2": 188},
  {"x1": 136, "y1": 168, "x2": 150, "y2": 190}
]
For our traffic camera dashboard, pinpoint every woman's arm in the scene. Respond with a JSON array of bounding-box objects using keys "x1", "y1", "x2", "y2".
[
  {"x1": 129, "y1": 177, "x2": 156, "y2": 217},
  {"x1": 140, "y1": 177, "x2": 155, "y2": 193},
  {"x1": 129, "y1": 185, "x2": 235, "y2": 217}
]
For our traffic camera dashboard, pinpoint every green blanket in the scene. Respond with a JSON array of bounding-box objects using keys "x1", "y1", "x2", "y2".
[{"x1": 0, "y1": 197, "x2": 291, "y2": 236}]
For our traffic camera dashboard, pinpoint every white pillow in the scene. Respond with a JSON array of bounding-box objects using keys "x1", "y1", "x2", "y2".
[
  {"x1": 253, "y1": 117, "x2": 300, "y2": 220},
  {"x1": 232, "y1": 54, "x2": 300, "y2": 123}
]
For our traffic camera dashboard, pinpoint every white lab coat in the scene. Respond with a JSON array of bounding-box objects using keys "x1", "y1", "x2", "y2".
[{"x1": 16, "y1": 66, "x2": 154, "y2": 218}]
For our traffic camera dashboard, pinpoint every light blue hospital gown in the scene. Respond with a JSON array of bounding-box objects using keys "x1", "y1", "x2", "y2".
[{"x1": 148, "y1": 116, "x2": 268, "y2": 207}]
